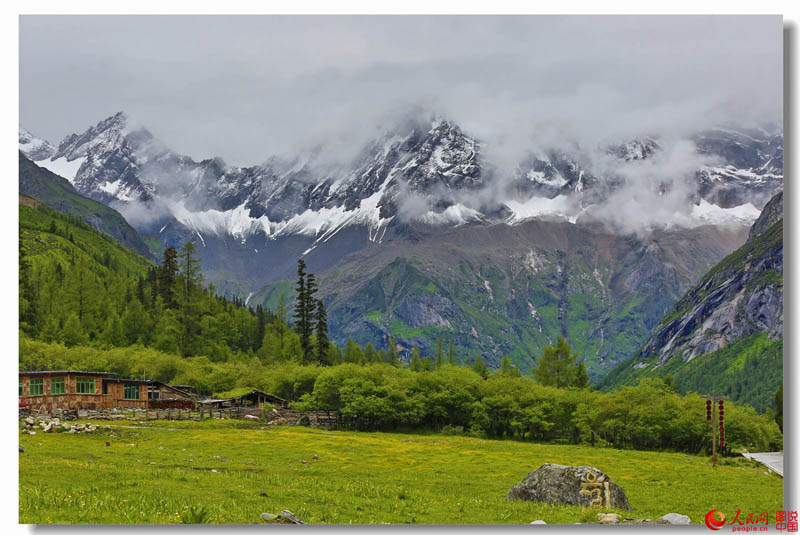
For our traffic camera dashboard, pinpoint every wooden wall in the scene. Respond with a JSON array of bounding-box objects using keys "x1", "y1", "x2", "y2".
[{"x1": 19, "y1": 374, "x2": 148, "y2": 411}]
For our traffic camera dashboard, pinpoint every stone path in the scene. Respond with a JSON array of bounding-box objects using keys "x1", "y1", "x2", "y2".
[{"x1": 742, "y1": 452, "x2": 783, "y2": 476}]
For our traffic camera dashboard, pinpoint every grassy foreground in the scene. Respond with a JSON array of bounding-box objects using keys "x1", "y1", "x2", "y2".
[{"x1": 19, "y1": 421, "x2": 782, "y2": 524}]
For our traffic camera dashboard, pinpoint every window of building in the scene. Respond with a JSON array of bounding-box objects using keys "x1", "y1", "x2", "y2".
[
  {"x1": 76, "y1": 377, "x2": 95, "y2": 394},
  {"x1": 148, "y1": 385, "x2": 160, "y2": 400},
  {"x1": 19, "y1": 381, "x2": 23, "y2": 396},
  {"x1": 50, "y1": 377, "x2": 65, "y2": 395},
  {"x1": 124, "y1": 384, "x2": 139, "y2": 400},
  {"x1": 29, "y1": 378, "x2": 44, "y2": 396},
  {"x1": 102, "y1": 381, "x2": 108, "y2": 395}
]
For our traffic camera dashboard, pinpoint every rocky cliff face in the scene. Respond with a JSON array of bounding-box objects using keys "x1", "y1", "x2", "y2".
[
  {"x1": 748, "y1": 190, "x2": 783, "y2": 241},
  {"x1": 615, "y1": 190, "x2": 783, "y2": 372},
  {"x1": 251, "y1": 218, "x2": 747, "y2": 376},
  {"x1": 20, "y1": 112, "x2": 782, "y2": 375}
]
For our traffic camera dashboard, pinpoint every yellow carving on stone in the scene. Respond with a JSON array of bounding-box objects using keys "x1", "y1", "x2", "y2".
[{"x1": 579, "y1": 471, "x2": 608, "y2": 508}]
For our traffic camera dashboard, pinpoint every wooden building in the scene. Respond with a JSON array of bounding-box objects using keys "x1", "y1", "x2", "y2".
[
  {"x1": 19, "y1": 370, "x2": 196, "y2": 412},
  {"x1": 198, "y1": 389, "x2": 285, "y2": 410}
]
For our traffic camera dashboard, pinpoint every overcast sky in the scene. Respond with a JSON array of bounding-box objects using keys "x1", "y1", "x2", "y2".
[{"x1": 20, "y1": 15, "x2": 782, "y2": 167}]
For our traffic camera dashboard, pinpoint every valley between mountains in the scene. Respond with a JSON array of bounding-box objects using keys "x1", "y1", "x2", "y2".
[{"x1": 19, "y1": 111, "x2": 783, "y2": 386}]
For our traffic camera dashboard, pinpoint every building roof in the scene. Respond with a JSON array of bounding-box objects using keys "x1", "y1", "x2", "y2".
[
  {"x1": 19, "y1": 370, "x2": 118, "y2": 377},
  {"x1": 103, "y1": 378, "x2": 153, "y2": 384},
  {"x1": 198, "y1": 389, "x2": 285, "y2": 405}
]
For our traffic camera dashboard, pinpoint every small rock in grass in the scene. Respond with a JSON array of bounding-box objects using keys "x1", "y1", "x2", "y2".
[
  {"x1": 261, "y1": 513, "x2": 278, "y2": 521},
  {"x1": 597, "y1": 513, "x2": 620, "y2": 524},
  {"x1": 278, "y1": 510, "x2": 305, "y2": 524},
  {"x1": 19, "y1": 445, "x2": 25, "y2": 453},
  {"x1": 211, "y1": 469, "x2": 218, "y2": 473},
  {"x1": 659, "y1": 513, "x2": 690, "y2": 525},
  {"x1": 530, "y1": 520, "x2": 547, "y2": 524}
]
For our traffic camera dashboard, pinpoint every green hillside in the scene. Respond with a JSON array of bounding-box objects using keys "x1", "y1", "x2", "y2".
[
  {"x1": 19, "y1": 152, "x2": 157, "y2": 259},
  {"x1": 252, "y1": 222, "x2": 746, "y2": 378},
  {"x1": 19, "y1": 199, "x2": 269, "y2": 360},
  {"x1": 599, "y1": 204, "x2": 783, "y2": 412},
  {"x1": 599, "y1": 334, "x2": 781, "y2": 412}
]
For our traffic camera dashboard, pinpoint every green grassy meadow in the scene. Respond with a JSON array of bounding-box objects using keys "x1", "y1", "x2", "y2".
[{"x1": 19, "y1": 422, "x2": 782, "y2": 524}]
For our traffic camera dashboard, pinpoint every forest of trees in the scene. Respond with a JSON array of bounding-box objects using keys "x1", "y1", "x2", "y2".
[{"x1": 18, "y1": 201, "x2": 783, "y2": 454}]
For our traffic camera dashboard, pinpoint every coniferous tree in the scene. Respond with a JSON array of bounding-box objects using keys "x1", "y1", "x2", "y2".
[
  {"x1": 472, "y1": 354, "x2": 488, "y2": 378},
  {"x1": 344, "y1": 337, "x2": 365, "y2": 364},
  {"x1": 61, "y1": 312, "x2": 88, "y2": 347},
  {"x1": 447, "y1": 340, "x2": 457, "y2": 365},
  {"x1": 292, "y1": 259, "x2": 315, "y2": 359},
  {"x1": 19, "y1": 240, "x2": 37, "y2": 331},
  {"x1": 775, "y1": 384, "x2": 783, "y2": 432},
  {"x1": 158, "y1": 246, "x2": 179, "y2": 309},
  {"x1": 386, "y1": 334, "x2": 400, "y2": 367},
  {"x1": 364, "y1": 343, "x2": 379, "y2": 363},
  {"x1": 533, "y1": 336, "x2": 586, "y2": 388},
  {"x1": 500, "y1": 356, "x2": 522, "y2": 376},
  {"x1": 178, "y1": 241, "x2": 203, "y2": 356},
  {"x1": 100, "y1": 310, "x2": 126, "y2": 347},
  {"x1": 314, "y1": 298, "x2": 331, "y2": 365},
  {"x1": 410, "y1": 343, "x2": 427, "y2": 372}
]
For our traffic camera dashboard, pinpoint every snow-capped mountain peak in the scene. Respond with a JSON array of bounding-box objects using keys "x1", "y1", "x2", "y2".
[
  {"x1": 21, "y1": 112, "x2": 783, "y2": 250},
  {"x1": 19, "y1": 126, "x2": 55, "y2": 161}
]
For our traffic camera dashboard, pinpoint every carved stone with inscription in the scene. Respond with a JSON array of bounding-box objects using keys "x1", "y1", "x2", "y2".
[{"x1": 507, "y1": 463, "x2": 631, "y2": 510}]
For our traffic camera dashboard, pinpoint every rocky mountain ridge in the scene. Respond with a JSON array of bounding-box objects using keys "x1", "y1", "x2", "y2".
[
  {"x1": 21, "y1": 114, "x2": 782, "y2": 250},
  {"x1": 19, "y1": 113, "x2": 782, "y2": 376},
  {"x1": 633, "y1": 190, "x2": 782, "y2": 366}
]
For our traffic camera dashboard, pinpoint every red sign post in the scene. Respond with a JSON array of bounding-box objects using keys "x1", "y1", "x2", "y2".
[{"x1": 701, "y1": 391, "x2": 730, "y2": 467}]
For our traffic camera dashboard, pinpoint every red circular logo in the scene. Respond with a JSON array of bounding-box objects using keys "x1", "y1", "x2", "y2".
[{"x1": 705, "y1": 510, "x2": 726, "y2": 530}]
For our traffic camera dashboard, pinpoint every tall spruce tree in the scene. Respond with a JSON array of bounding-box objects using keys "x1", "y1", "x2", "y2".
[
  {"x1": 314, "y1": 298, "x2": 330, "y2": 365},
  {"x1": 386, "y1": 334, "x2": 400, "y2": 367},
  {"x1": 158, "y1": 246, "x2": 179, "y2": 309},
  {"x1": 292, "y1": 259, "x2": 316, "y2": 360},
  {"x1": 447, "y1": 340, "x2": 457, "y2": 365},
  {"x1": 178, "y1": 242, "x2": 203, "y2": 356}
]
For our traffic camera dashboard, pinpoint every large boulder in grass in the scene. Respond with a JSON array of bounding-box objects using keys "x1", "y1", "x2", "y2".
[{"x1": 507, "y1": 463, "x2": 631, "y2": 510}]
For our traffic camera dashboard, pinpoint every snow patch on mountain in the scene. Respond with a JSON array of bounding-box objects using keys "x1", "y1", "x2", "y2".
[
  {"x1": 275, "y1": 188, "x2": 393, "y2": 254},
  {"x1": 504, "y1": 195, "x2": 575, "y2": 223},
  {"x1": 172, "y1": 202, "x2": 272, "y2": 243},
  {"x1": 98, "y1": 179, "x2": 139, "y2": 202},
  {"x1": 19, "y1": 127, "x2": 55, "y2": 161},
  {"x1": 37, "y1": 156, "x2": 87, "y2": 184},
  {"x1": 688, "y1": 199, "x2": 761, "y2": 226}
]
